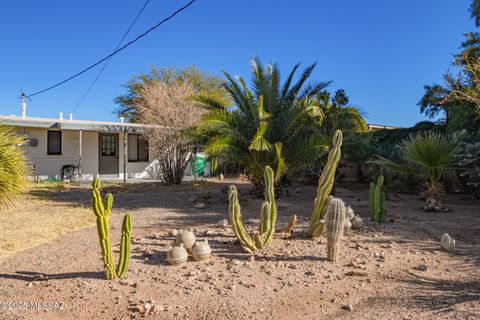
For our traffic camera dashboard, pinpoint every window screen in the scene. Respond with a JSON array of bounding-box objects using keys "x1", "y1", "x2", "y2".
[
  {"x1": 101, "y1": 135, "x2": 117, "y2": 156},
  {"x1": 47, "y1": 131, "x2": 62, "y2": 155}
]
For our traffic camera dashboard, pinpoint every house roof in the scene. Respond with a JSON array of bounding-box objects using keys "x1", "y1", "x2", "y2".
[{"x1": 0, "y1": 115, "x2": 146, "y2": 133}]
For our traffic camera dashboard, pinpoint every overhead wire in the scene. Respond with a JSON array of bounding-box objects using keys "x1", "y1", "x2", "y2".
[
  {"x1": 26, "y1": 0, "x2": 197, "y2": 98},
  {"x1": 71, "y1": 0, "x2": 151, "y2": 114}
]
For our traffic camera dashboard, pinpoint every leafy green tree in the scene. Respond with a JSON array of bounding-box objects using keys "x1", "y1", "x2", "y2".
[
  {"x1": 0, "y1": 127, "x2": 29, "y2": 209},
  {"x1": 195, "y1": 57, "x2": 331, "y2": 187},
  {"x1": 317, "y1": 89, "x2": 368, "y2": 136},
  {"x1": 115, "y1": 65, "x2": 230, "y2": 122}
]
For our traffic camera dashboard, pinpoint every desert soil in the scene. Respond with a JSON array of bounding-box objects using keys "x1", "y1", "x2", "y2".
[{"x1": 0, "y1": 179, "x2": 478, "y2": 320}]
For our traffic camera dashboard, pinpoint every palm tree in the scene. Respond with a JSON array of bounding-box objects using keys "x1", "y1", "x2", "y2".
[
  {"x1": 0, "y1": 126, "x2": 30, "y2": 209},
  {"x1": 195, "y1": 57, "x2": 331, "y2": 187},
  {"x1": 317, "y1": 89, "x2": 368, "y2": 136},
  {"x1": 375, "y1": 131, "x2": 464, "y2": 208}
]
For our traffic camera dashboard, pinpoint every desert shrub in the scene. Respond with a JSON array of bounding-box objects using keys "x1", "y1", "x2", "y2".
[{"x1": 457, "y1": 142, "x2": 480, "y2": 198}]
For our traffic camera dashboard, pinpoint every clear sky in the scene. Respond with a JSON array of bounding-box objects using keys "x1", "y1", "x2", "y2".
[{"x1": 0, "y1": 0, "x2": 474, "y2": 126}]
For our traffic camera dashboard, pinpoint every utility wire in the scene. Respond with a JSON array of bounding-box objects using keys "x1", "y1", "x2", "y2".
[
  {"x1": 26, "y1": 0, "x2": 197, "y2": 98},
  {"x1": 71, "y1": 0, "x2": 151, "y2": 114}
]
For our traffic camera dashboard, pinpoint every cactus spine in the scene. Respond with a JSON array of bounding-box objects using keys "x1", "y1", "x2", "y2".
[
  {"x1": 309, "y1": 130, "x2": 343, "y2": 237},
  {"x1": 228, "y1": 166, "x2": 277, "y2": 252},
  {"x1": 92, "y1": 178, "x2": 132, "y2": 279},
  {"x1": 370, "y1": 175, "x2": 387, "y2": 223},
  {"x1": 325, "y1": 197, "x2": 345, "y2": 262}
]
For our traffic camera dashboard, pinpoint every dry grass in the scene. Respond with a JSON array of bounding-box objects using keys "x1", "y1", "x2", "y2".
[{"x1": 0, "y1": 181, "x2": 95, "y2": 259}]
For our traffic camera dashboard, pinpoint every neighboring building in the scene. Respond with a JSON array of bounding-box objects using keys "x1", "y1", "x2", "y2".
[
  {"x1": 367, "y1": 123, "x2": 401, "y2": 131},
  {"x1": 0, "y1": 114, "x2": 160, "y2": 181}
]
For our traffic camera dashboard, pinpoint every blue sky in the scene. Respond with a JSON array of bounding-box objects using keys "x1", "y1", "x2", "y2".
[{"x1": 0, "y1": 0, "x2": 474, "y2": 126}]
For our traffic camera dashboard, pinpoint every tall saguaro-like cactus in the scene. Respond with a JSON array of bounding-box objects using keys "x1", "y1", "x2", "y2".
[
  {"x1": 325, "y1": 196, "x2": 345, "y2": 262},
  {"x1": 309, "y1": 130, "x2": 343, "y2": 237},
  {"x1": 370, "y1": 175, "x2": 387, "y2": 223},
  {"x1": 228, "y1": 166, "x2": 277, "y2": 252},
  {"x1": 92, "y1": 178, "x2": 132, "y2": 280}
]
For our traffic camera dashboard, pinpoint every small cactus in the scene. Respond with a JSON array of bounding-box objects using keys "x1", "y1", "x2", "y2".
[
  {"x1": 325, "y1": 197, "x2": 346, "y2": 262},
  {"x1": 92, "y1": 178, "x2": 132, "y2": 280},
  {"x1": 370, "y1": 175, "x2": 387, "y2": 223},
  {"x1": 228, "y1": 166, "x2": 277, "y2": 252},
  {"x1": 309, "y1": 130, "x2": 343, "y2": 237}
]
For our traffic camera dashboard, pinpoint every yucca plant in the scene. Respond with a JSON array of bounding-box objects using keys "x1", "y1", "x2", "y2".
[
  {"x1": 0, "y1": 126, "x2": 30, "y2": 209},
  {"x1": 195, "y1": 57, "x2": 331, "y2": 187},
  {"x1": 375, "y1": 131, "x2": 464, "y2": 207}
]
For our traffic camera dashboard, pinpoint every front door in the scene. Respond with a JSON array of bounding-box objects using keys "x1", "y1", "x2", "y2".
[{"x1": 99, "y1": 133, "x2": 119, "y2": 175}]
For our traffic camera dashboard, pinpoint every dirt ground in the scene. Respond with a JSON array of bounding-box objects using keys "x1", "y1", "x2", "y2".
[{"x1": 0, "y1": 178, "x2": 478, "y2": 320}]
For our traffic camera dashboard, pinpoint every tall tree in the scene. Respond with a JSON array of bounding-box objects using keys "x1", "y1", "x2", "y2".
[
  {"x1": 115, "y1": 66, "x2": 230, "y2": 122},
  {"x1": 195, "y1": 57, "x2": 331, "y2": 187}
]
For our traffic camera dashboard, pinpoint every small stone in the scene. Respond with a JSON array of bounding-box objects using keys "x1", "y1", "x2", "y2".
[
  {"x1": 143, "y1": 303, "x2": 151, "y2": 312},
  {"x1": 195, "y1": 203, "x2": 206, "y2": 209},
  {"x1": 188, "y1": 195, "x2": 197, "y2": 203},
  {"x1": 341, "y1": 304, "x2": 353, "y2": 311},
  {"x1": 217, "y1": 219, "x2": 228, "y2": 227},
  {"x1": 168, "y1": 229, "x2": 179, "y2": 237},
  {"x1": 415, "y1": 264, "x2": 428, "y2": 272},
  {"x1": 249, "y1": 256, "x2": 255, "y2": 262}
]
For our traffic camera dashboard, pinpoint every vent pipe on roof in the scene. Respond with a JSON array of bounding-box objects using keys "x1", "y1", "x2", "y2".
[
  {"x1": 119, "y1": 117, "x2": 125, "y2": 123},
  {"x1": 21, "y1": 93, "x2": 27, "y2": 118},
  {"x1": 69, "y1": 113, "x2": 73, "y2": 120},
  {"x1": 59, "y1": 112, "x2": 63, "y2": 120}
]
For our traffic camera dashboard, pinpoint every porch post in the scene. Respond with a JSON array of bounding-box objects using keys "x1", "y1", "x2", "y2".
[
  {"x1": 123, "y1": 128, "x2": 127, "y2": 184},
  {"x1": 79, "y1": 130, "x2": 83, "y2": 181}
]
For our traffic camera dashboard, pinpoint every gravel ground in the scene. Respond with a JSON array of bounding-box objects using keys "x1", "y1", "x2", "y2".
[{"x1": 0, "y1": 179, "x2": 478, "y2": 320}]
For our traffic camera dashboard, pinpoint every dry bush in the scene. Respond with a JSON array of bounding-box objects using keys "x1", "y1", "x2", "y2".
[{"x1": 137, "y1": 82, "x2": 204, "y2": 184}]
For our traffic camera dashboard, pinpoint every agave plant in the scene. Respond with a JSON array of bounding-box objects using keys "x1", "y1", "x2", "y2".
[
  {"x1": 195, "y1": 57, "x2": 331, "y2": 187},
  {"x1": 375, "y1": 131, "x2": 464, "y2": 207},
  {"x1": 0, "y1": 126, "x2": 30, "y2": 209}
]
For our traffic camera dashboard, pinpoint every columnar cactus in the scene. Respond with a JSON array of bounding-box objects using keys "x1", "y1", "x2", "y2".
[
  {"x1": 325, "y1": 197, "x2": 346, "y2": 262},
  {"x1": 92, "y1": 178, "x2": 132, "y2": 280},
  {"x1": 228, "y1": 166, "x2": 277, "y2": 252},
  {"x1": 370, "y1": 175, "x2": 387, "y2": 223},
  {"x1": 309, "y1": 130, "x2": 343, "y2": 237}
]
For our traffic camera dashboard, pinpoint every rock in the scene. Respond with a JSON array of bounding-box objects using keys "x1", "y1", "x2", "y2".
[
  {"x1": 415, "y1": 264, "x2": 428, "y2": 272},
  {"x1": 217, "y1": 219, "x2": 228, "y2": 227},
  {"x1": 187, "y1": 195, "x2": 197, "y2": 203},
  {"x1": 351, "y1": 215, "x2": 363, "y2": 229},
  {"x1": 168, "y1": 229, "x2": 179, "y2": 237},
  {"x1": 345, "y1": 206, "x2": 355, "y2": 220},
  {"x1": 218, "y1": 173, "x2": 224, "y2": 182},
  {"x1": 143, "y1": 303, "x2": 152, "y2": 312},
  {"x1": 341, "y1": 304, "x2": 353, "y2": 311},
  {"x1": 440, "y1": 233, "x2": 456, "y2": 252},
  {"x1": 344, "y1": 218, "x2": 352, "y2": 234},
  {"x1": 195, "y1": 202, "x2": 206, "y2": 209}
]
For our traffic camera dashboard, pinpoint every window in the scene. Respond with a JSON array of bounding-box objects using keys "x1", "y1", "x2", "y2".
[
  {"x1": 100, "y1": 135, "x2": 117, "y2": 156},
  {"x1": 128, "y1": 135, "x2": 148, "y2": 162},
  {"x1": 47, "y1": 131, "x2": 62, "y2": 155}
]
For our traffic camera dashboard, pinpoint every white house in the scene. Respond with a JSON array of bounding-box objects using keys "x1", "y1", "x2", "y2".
[{"x1": 0, "y1": 114, "x2": 161, "y2": 181}]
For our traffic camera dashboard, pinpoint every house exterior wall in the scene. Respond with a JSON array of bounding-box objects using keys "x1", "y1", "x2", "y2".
[{"x1": 16, "y1": 127, "x2": 159, "y2": 181}]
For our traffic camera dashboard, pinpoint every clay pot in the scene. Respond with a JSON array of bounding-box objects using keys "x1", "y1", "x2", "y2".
[
  {"x1": 167, "y1": 244, "x2": 188, "y2": 265},
  {"x1": 191, "y1": 240, "x2": 212, "y2": 261},
  {"x1": 175, "y1": 230, "x2": 196, "y2": 250}
]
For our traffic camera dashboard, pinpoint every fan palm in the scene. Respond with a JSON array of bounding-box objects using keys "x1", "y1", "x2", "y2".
[
  {"x1": 0, "y1": 126, "x2": 30, "y2": 209},
  {"x1": 195, "y1": 57, "x2": 331, "y2": 187},
  {"x1": 375, "y1": 131, "x2": 464, "y2": 203}
]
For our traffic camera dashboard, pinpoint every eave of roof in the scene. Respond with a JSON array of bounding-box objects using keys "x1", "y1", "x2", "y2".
[{"x1": 0, "y1": 115, "x2": 147, "y2": 133}]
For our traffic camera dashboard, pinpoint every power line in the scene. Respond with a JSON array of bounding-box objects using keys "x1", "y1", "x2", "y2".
[
  {"x1": 26, "y1": 0, "x2": 197, "y2": 98},
  {"x1": 72, "y1": 0, "x2": 151, "y2": 114}
]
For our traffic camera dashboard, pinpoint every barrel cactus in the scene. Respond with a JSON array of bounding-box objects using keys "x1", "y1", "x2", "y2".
[
  {"x1": 228, "y1": 166, "x2": 277, "y2": 252},
  {"x1": 309, "y1": 130, "x2": 343, "y2": 237},
  {"x1": 325, "y1": 197, "x2": 346, "y2": 262},
  {"x1": 92, "y1": 178, "x2": 132, "y2": 279}
]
